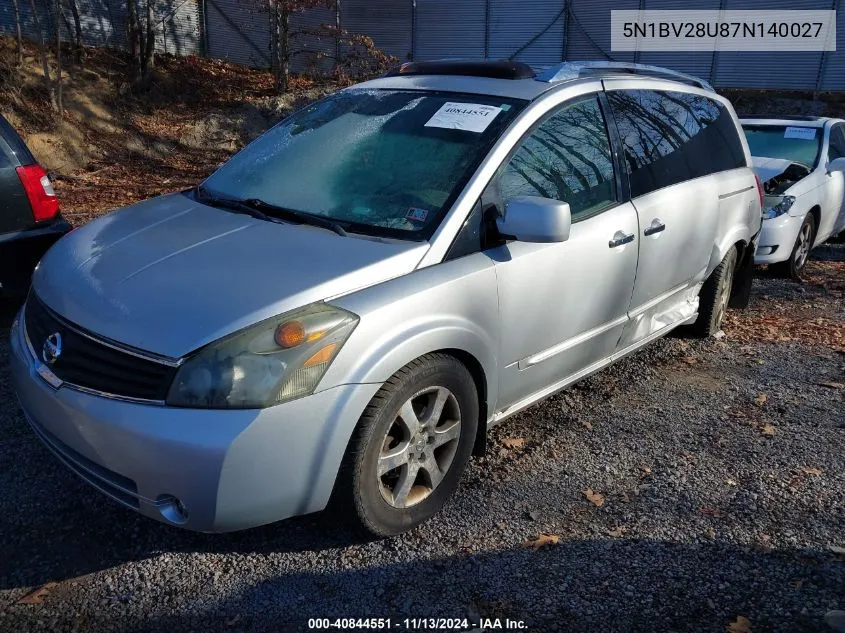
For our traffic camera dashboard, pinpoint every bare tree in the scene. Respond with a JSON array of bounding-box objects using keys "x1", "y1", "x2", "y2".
[
  {"x1": 11, "y1": 0, "x2": 24, "y2": 66},
  {"x1": 126, "y1": 0, "x2": 157, "y2": 89},
  {"x1": 28, "y1": 0, "x2": 57, "y2": 110},
  {"x1": 267, "y1": 0, "x2": 336, "y2": 93},
  {"x1": 55, "y1": 0, "x2": 63, "y2": 115},
  {"x1": 257, "y1": 0, "x2": 391, "y2": 93},
  {"x1": 65, "y1": 0, "x2": 84, "y2": 65}
]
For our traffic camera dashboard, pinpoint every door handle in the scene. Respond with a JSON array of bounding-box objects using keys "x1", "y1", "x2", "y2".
[
  {"x1": 644, "y1": 220, "x2": 666, "y2": 236},
  {"x1": 608, "y1": 231, "x2": 635, "y2": 248}
]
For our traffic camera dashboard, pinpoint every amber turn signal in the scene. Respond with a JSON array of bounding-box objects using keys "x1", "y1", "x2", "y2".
[
  {"x1": 303, "y1": 343, "x2": 338, "y2": 368},
  {"x1": 274, "y1": 321, "x2": 305, "y2": 348}
]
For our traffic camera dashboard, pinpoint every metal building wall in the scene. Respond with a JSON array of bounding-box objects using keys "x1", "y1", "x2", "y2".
[
  {"x1": 340, "y1": 0, "x2": 413, "y2": 62},
  {"x1": 1, "y1": 0, "x2": 843, "y2": 91},
  {"x1": 488, "y1": 0, "x2": 565, "y2": 65},
  {"x1": 565, "y1": 0, "x2": 637, "y2": 63},
  {"x1": 289, "y1": 4, "x2": 337, "y2": 73},
  {"x1": 712, "y1": 0, "x2": 828, "y2": 89},
  {"x1": 820, "y1": 0, "x2": 844, "y2": 90},
  {"x1": 0, "y1": 0, "x2": 201, "y2": 57},
  {"x1": 635, "y1": 0, "x2": 719, "y2": 82},
  {"x1": 413, "y1": 0, "x2": 486, "y2": 60},
  {"x1": 205, "y1": 0, "x2": 271, "y2": 68}
]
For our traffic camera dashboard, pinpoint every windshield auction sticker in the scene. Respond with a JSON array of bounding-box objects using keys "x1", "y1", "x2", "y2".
[
  {"x1": 425, "y1": 102, "x2": 502, "y2": 133},
  {"x1": 784, "y1": 127, "x2": 817, "y2": 140}
]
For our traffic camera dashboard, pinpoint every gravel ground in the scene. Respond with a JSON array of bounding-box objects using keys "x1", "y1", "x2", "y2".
[{"x1": 0, "y1": 249, "x2": 842, "y2": 633}]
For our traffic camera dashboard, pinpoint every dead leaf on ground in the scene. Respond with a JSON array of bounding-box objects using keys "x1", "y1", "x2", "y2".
[
  {"x1": 760, "y1": 424, "x2": 776, "y2": 437},
  {"x1": 727, "y1": 615, "x2": 752, "y2": 633},
  {"x1": 606, "y1": 525, "x2": 628, "y2": 537},
  {"x1": 681, "y1": 356, "x2": 698, "y2": 365},
  {"x1": 754, "y1": 393, "x2": 768, "y2": 406},
  {"x1": 16, "y1": 582, "x2": 57, "y2": 605},
  {"x1": 584, "y1": 488, "x2": 605, "y2": 507},
  {"x1": 523, "y1": 532, "x2": 559, "y2": 550},
  {"x1": 637, "y1": 465, "x2": 652, "y2": 477},
  {"x1": 700, "y1": 507, "x2": 725, "y2": 518},
  {"x1": 501, "y1": 437, "x2": 525, "y2": 450},
  {"x1": 819, "y1": 381, "x2": 845, "y2": 389},
  {"x1": 579, "y1": 420, "x2": 593, "y2": 430},
  {"x1": 801, "y1": 467, "x2": 823, "y2": 476}
]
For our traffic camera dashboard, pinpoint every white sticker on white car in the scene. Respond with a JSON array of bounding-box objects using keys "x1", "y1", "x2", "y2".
[
  {"x1": 425, "y1": 102, "x2": 502, "y2": 133},
  {"x1": 784, "y1": 126, "x2": 817, "y2": 140}
]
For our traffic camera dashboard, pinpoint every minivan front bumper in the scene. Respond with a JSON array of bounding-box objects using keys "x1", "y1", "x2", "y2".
[{"x1": 10, "y1": 310, "x2": 379, "y2": 532}]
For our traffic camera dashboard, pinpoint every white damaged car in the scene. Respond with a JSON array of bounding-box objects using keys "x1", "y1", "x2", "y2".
[{"x1": 742, "y1": 117, "x2": 845, "y2": 278}]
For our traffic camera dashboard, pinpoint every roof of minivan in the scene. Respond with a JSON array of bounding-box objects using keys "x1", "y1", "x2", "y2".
[
  {"x1": 351, "y1": 60, "x2": 715, "y2": 102},
  {"x1": 351, "y1": 74, "x2": 556, "y2": 101}
]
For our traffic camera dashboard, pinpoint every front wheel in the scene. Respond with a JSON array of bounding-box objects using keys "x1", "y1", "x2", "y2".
[
  {"x1": 335, "y1": 353, "x2": 479, "y2": 537},
  {"x1": 687, "y1": 246, "x2": 737, "y2": 338},
  {"x1": 771, "y1": 214, "x2": 816, "y2": 279}
]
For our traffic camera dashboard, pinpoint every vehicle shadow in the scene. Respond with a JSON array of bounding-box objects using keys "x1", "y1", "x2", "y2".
[{"x1": 9, "y1": 535, "x2": 844, "y2": 633}]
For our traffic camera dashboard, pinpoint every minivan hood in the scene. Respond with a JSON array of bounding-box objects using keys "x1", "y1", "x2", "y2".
[{"x1": 33, "y1": 193, "x2": 428, "y2": 358}]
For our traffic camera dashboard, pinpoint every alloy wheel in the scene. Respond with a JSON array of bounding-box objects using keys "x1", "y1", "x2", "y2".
[
  {"x1": 794, "y1": 222, "x2": 812, "y2": 271},
  {"x1": 714, "y1": 253, "x2": 736, "y2": 329},
  {"x1": 377, "y1": 386, "x2": 461, "y2": 508}
]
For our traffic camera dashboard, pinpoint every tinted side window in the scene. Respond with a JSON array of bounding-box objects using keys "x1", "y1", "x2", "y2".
[
  {"x1": 496, "y1": 96, "x2": 616, "y2": 221},
  {"x1": 608, "y1": 90, "x2": 746, "y2": 198},
  {"x1": 829, "y1": 124, "x2": 845, "y2": 161}
]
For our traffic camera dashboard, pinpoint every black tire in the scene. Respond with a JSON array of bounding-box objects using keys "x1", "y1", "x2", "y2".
[
  {"x1": 687, "y1": 246, "x2": 737, "y2": 338},
  {"x1": 771, "y1": 214, "x2": 816, "y2": 279},
  {"x1": 334, "y1": 353, "x2": 479, "y2": 537}
]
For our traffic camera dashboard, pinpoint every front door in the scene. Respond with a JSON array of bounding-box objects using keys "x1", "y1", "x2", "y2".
[{"x1": 488, "y1": 95, "x2": 639, "y2": 410}]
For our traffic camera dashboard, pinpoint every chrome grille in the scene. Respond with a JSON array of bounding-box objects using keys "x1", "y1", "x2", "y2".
[{"x1": 24, "y1": 294, "x2": 177, "y2": 402}]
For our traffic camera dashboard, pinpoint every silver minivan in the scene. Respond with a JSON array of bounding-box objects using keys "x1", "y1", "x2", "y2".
[{"x1": 11, "y1": 61, "x2": 762, "y2": 536}]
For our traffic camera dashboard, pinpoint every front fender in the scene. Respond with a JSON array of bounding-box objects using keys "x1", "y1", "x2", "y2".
[{"x1": 322, "y1": 254, "x2": 501, "y2": 416}]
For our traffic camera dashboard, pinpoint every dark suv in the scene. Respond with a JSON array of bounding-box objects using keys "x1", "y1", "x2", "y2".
[{"x1": 0, "y1": 115, "x2": 71, "y2": 297}]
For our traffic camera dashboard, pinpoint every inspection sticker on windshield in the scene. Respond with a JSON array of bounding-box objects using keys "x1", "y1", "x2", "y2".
[
  {"x1": 425, "y1": 102, "x2": 502, "y2": 133},
  {"x1": 406, "y1": 207, "x2": 429, "y2": 222},
  {"x1": 784, "y1": 127, "x2": 816, "y2": 140}
]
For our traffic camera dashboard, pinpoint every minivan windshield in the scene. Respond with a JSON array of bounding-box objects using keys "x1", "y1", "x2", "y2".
[
  {"x1": 202, "y1": 89, "x2": 525, "y2": 239},
  {"x1": 743, "y1": 125, "x2": 821, "y2": 168}
]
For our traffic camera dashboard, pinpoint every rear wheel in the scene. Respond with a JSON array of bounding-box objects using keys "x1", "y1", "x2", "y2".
[
  {"x1": 687, "y1": 246, "x2": 737, "y2": 338},
  {"x1": 772, "y1": 214, "x2": 815, "y2": 279},
  {"x1": 335, "y1": 353, "x2": 478, "y2": 537}
]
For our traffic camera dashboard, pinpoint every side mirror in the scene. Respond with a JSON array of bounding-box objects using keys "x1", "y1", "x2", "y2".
[
  {"x1": 827, "y1": 157, "x2": 845, "y2": 174},
  {"x1": 496, "y1": 196, "x2": 571, "y2": 243}
]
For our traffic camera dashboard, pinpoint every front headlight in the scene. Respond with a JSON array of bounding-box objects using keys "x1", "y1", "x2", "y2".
[
  {"x1": 167, "y1": 303, "x2": 358, "y2": 409},
  {"x1": 762, "y1": 196, "x2": 795, "y2": 220}
]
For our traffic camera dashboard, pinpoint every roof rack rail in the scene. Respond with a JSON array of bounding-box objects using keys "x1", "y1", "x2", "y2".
[
  {"x1": 739, "y1": 114, "x2": 825, "y2": 121},
  {"x1": 535, "y1": 62, "x2": 714, "y2": 92}
]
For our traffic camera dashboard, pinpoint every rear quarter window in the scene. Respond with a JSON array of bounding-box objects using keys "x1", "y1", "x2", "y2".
[{"x1": 608, "y1": 89, "x2": 747, "y2": 198}]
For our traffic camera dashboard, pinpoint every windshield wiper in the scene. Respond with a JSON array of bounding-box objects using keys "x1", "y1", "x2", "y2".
[
  {"x1": 194, "y1": 187, "x2": 347, "y2": 237},
  {"x1": 194, "y1": 186, "x2": 280, "y2": 224},
  {"x1": 242, "y1": 198, "x2": 348, "y2": 237}
]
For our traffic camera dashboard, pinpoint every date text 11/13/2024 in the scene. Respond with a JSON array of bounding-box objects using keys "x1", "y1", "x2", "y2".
[{"x1": 307, "y1": 618, "x2": 528, "y2": 630}]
